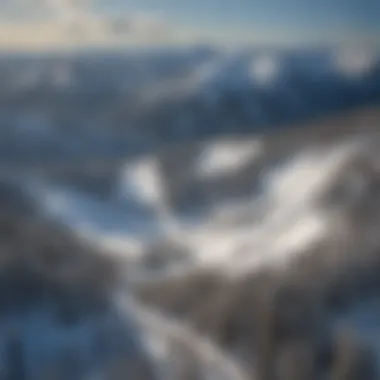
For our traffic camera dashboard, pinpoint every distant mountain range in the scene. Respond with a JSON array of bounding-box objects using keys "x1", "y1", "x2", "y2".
[{"x1": 0, "y1": 44, "x2": 379, "y2": 168}]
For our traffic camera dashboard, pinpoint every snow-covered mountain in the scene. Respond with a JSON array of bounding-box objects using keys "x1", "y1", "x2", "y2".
[
  {"x1": 1, "y1": 44, "x2": 380, "y2": 379},
  {"x1": 3, "y1": 103, "x2": 380, "y2": 380},
  {"x1": 0, "y1": 45, "x2": 379, "y2": 166}
]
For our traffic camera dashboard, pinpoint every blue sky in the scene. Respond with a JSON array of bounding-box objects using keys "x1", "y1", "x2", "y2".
[
  {"x1": 96, "y1": 0, "x2": 379, "y2": 45},
  {"x1": 0, "y1": 0, "x2": 378, "y2": 48}
]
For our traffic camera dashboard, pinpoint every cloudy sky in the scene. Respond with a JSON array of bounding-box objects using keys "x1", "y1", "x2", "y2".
[{"x1": 0, "y1": 0, "x2": 378, "y2": 48}]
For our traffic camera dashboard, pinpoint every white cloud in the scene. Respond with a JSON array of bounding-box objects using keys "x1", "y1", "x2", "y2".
[
  {"x1": 0, "y1": 0, "x2": 92, "y2": 20},
  {"x1": 0, "y1": 0, "x2": 173, "y2": 46},
  {"x1": 106, "y1": 13, "x2": 171, "y2": 39}
]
